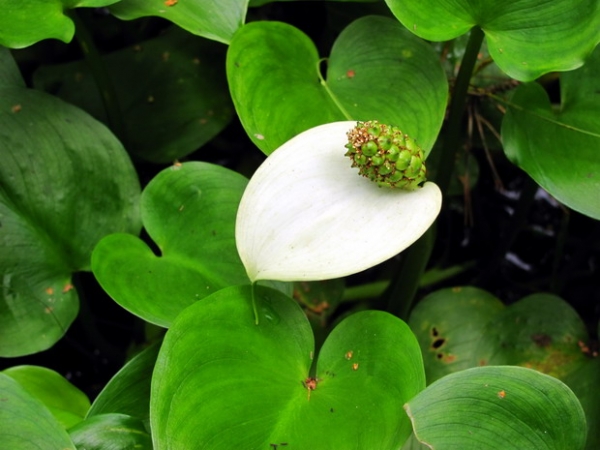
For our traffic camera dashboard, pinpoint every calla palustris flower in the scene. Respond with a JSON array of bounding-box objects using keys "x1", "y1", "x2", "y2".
[{"x1": 236, "y1": 121, "x2": 442, "y2": 283}]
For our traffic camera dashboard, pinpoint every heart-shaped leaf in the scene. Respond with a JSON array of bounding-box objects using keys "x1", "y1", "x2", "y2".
[
  {"x1": 151, "y1": 285, "x2": 425, "y2": 449},
  {"x1": 109, "y1": 0, "x2": 248, "y2": 45},
  {"x1": 0, "y1": 50, "x2": 141, "y2": 356},
  {"x1": 34, "y1": 27, "x2": 233, "y2": 163},
  {"x1": 69, "y1": 413, "x2": 152, "y2": 449},
  {"x1": 0, "y1": 373, "x2": 75, "y2": 449},
  {"x1": 0, "y1": 0, "x2": 120, "y2": 48},
  {"x1": 385, "y1": 0, "x2": 600, "y2": 81},
  {"x1": 3, "y1": 365, "x2": 90, "y2": 429},
  {"x1": 227, "y1": 15, "x2": 447, "y2": 154},
  {"x1": 502, "y1": 46, "x2": 600, "y2": 220},
  {"x1": 92, "y1": 162, "x2": 249, "y2": 327},
  {"x1": 405, "y1": 366, "x2": 587, "y2": 450}
]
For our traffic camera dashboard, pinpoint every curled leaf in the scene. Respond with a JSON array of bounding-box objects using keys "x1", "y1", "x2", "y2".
[{"x1": 236, "y1": 121, "x2": 442, "y2": 282}]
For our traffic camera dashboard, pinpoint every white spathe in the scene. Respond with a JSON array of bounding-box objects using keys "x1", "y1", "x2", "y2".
[{"x1": 236, "y1": 121, "x2": 442, "y2": 282}]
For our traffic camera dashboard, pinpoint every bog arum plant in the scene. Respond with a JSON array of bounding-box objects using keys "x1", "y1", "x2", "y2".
[{"x1": 235, "y1": 121, "x2": 442, "y2": 283}]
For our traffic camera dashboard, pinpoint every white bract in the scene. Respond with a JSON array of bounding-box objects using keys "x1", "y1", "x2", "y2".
[{"x1": 236, "y1": 121, "x2": 442, "y2": 282}]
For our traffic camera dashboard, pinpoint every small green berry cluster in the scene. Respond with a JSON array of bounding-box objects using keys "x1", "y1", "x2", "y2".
[{"x1": 345, "y1": 120, "x2": 427, "y2": 190}]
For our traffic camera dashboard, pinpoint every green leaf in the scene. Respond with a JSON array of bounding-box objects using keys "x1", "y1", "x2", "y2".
[
  {"x1": 0, "y1": 60, "x2": 141, "y2": 356},
  {"x1": 152, "y1": 285, "x2": 425, "y2": 449},
  {"x1": 109, "y1": 0, "x2": 248, "y2": 45},
  {"x1": 405, "y1": 366, "x2": 587, "y2": 450},
  {"x1": 0, "y1": 0, "x2": 120, "y2": 48},
  {"x1": 69, "y1": 413, "x2": 152, "y2": 450},
  {"x1": 92, "y1": 162, "x2": 249, "y2": 327},
  {"x1": 0, "y1": 373, "x2": 76, "y2": 449},
  {"x1": 3, "y1": 365, "x2": 90, "y2": 429},
  {"x1": 34, "y1": 27, "x2": 233, "y2": 163},
  {"x1": 475, "y1": 293, "x2": 589, "y2": 379},
  {"x1": 385, "y1": 0, "x2": 600, "y2": 81},
  {"x1": 87, "y1": 342, "x2": 160, "y2": 423},
  {"x1": 502, "y1": 47, "x2": 600, "y2": 219},
  {"x1": 227, "y1": 15, "x2": 447, "y2": 154},
  {"x1": 563, "y1": 357, "x2": 600, "y2": 450},
  {"x1": 409, "y1": 287, "x2": 505, "y2": 383},
  {"x1": 0, "y1": 47, "x2": 25, "y2": 88}
]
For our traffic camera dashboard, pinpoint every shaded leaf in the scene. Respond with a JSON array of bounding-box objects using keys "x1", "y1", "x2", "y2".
[
  {"x1": 34, "y1": 27, "x2": 233, "y2": 163},
  {"x1": 0, "y1": 68, "x2": 140, "y2": 356},
  {"x1": 502, "y1": 46, "x2": 600, "y2": 219},
  {"x1": 409, "y1": 287, "x2": 504, "y2": 383},
  {"x1": 87, "y1": 342, "x2": 160, "y2": 424}
]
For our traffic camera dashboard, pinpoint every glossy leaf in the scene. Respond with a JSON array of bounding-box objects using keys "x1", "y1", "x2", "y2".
[
  {"x1": 405, "y1": 366, "x2": 587, "y2": 450},
  {"x1": 92, "y1": 162, "x2": 249, "y2": 327},
  {"x1": 409, "y1": 287, "x2": 504, "y2": 383},
  {"x1": 34, "y1": 27, "x2": 233, "y2": 163},
  {"x1": 0, "y1": 0, "x2": 120, "y2": 48},
  {"x1": 236, "y1": 121, "x2": 442, "y2": 282},
  {"x1": 152, "y1": 285, "x2": 425, "y2": 449},
  {"x1": 502, "y1": 46, "x2": 600, "y2": 219},
  {"x1": 0, "y1": 53, "x2": 141, "y2": 356},
  {"x1": 87, "y1": 342, "x2": 160, "y2": 423},
  {"x1": 3, "y1": 365, "x2": 90, "y2": 429},
  {"x1": 227, "y1": 15, "x2": 447, "y2": 154},
  {"x1": 109, "y1": 0, "x2": 247, "y2": 45},
  {"x1": 0, "y1": 373, "x2": 75, "y2": 449},
  {"x1": 385, "y1": 0, "x2": 600, "y2": 81},
  {"x1": 69, "y1": 413, "x2": 152, "y2": 450}
]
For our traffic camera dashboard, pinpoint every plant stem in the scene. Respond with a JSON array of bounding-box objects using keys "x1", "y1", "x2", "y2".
[
  {"x1": 69, "y1": 10, "x2": 126, "y2": 143},
  {"x1": 435, "y1": 26, "x2": 485, "y2": 196},
  {"x1": 384, "y1": 226, "x2": 435, "y2": 321}
]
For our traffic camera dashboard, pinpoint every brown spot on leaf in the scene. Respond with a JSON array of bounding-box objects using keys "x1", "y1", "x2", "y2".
[
  {"x1": 444, "y1": 354, "x2": 456, "y2": 363},
  {"x1": 531, "y1": 333, "x2": 552, "y2": 347},
  {"x1": 45, "y1": 287, "x2": 54, "y2": 295},
  {"x1": 62, "y1": 284, "x2": 74, "y2": 293},
  {"x1": 11, "y1": 104, "x2": 21, "y2": 113},
  {"x1": 352, "y1": 363, "x2": 359, "y2": 370},
  {"x1": 164, "y1": 0, "x2": 177, "y2": 5},
  {"x1": 497, "y1": 390, "x2": 506, "y2": 399},
  {"x1": 479, "y1": 359, "x2": 487, "y2": 366},
  {"x1": 346, "y1": 69, "x2": 355, "y2": 78},
  {"x1": 345, "y1": 351, "x2": 353, "y2": 360},
  {"x1": 431, "y1": 327, "x2": 439, "y2": 337}
]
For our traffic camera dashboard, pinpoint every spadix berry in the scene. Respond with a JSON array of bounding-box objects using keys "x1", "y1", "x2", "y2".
[{"x1": 345, "y1": 121, "x2": 427, "y2": 190}]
